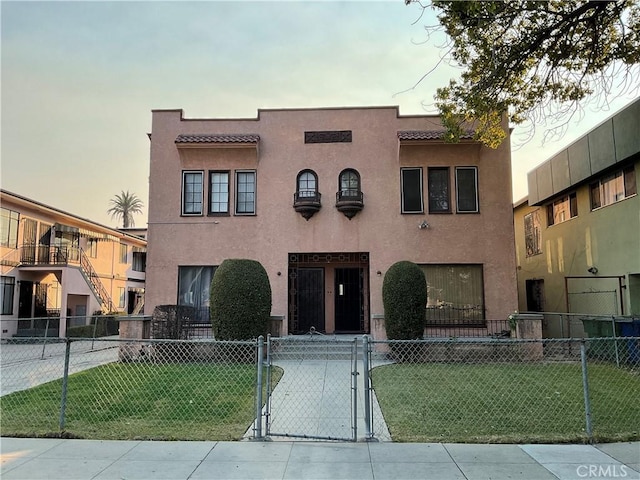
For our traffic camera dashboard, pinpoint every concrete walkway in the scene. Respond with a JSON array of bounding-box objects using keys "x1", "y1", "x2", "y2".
[{"x1": 1, "y1": 437, "x2": 638, "y2": 480}]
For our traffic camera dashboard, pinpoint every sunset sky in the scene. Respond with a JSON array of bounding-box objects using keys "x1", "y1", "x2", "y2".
[{"x1": 2, "y1": 1, "x2": 637, "y2": 228}]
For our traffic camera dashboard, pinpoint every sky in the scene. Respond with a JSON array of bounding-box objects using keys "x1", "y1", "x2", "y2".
[{"x1": 2, "y1": 1, "x2": 638, "y2": 229}]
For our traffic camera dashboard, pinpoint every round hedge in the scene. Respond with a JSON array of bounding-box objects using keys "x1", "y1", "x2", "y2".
[
  {"x1": 210, "y1": 259, "x2": 272, "y2": 340},
  {"x1": 382, "y1": 260, "x2": 427, "y2": 340}
]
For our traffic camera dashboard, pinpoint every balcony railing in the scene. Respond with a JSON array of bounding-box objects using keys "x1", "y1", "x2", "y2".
[
  {"x1": 335, "y1": 190, "x2": 364, "y2": 219},
  {"x1": 293, "y1": 192, "x2": 322, "y2": 220}
]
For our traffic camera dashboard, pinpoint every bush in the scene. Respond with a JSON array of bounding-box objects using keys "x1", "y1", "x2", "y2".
[
  {"x1": 210, "y1": 259, "x2": 272, "y2": 340},
  {"x1": 382, "y1": 260, "x2": 427, "y2": 340}
]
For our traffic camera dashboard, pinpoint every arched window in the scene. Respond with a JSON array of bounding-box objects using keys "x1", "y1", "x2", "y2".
[
  {"x1": 297, "y1": 170, "x2": 318, "y2": 198},
  {"x1": 339, "y1": 169, "x2": 360, "y2": 197}
]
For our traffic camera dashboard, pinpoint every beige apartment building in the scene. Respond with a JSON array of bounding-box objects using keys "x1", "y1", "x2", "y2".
[
  {"x1": 146, "y1": 106, "x2": 518, "y2": 337},
  {"x1": 513, "y1": 98, "x2": 639, "y2": 336},
  {"x1": 0, "y1": 190, "x2": 147, "y2": 338}
]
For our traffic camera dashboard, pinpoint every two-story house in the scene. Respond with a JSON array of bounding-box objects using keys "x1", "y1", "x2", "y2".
[
  {"x1": 146, "y1": 106, "x2": 518, "y2": 338},
  {"x1": 0, "y1": 190, "x2": 147, "y2": 338},
  {"x1": 513, "y1": 98, "x2": 639, "y2": 336}
]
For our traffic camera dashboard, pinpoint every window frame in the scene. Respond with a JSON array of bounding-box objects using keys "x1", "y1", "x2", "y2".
[
  {"x1": 118, "y1": 287, "x2": 126, "y2": 309},
  {"x1": 177, "y1": 265, "x2": 217, "y2": 322},
  {"x1": 1, "y1": 276, "x2": 15, "y2": 315},
  {"x1": 182, "y1": 170, "x2": 204, "y2": 216},
  {"x1": 455, "y1": 166, "x2": 479, "y2": 213},
  {"x1": 132, "y1": 251, "x2": 146, "y2": 272},
  {"x1": 119, "y1": 243, "x2": 128, "y2": 264},
  {"x1": 428, "y1": 167, "x2": 451, "y2": 214},
  {"x1": 235, "y1": 170, "x2": 257, "y2": 215},
  {"x1": 400, "y1": 167, "x2": 424, "y2": 214},
  {"x1": 296, "y1": 170, "x2": 319, "y2": 198},
  {"x1": 338, "y1": 169, "x2": 361, "y2": 197},
  {"x1": 547, "y1": 192, "x2": 578, "y2": 226},
  {"x1": 590, "y1": 165, "x2": 637, "y2": 210},
  {"x1": 87, "y1": 239, "x2": 98, "y2": 258},
  {"x1": 209, "y1": 170, "x2": 230, "y2": 215},
  {"x1": 1, "y1": 208, "x2": 20, "y2": 248},
  {"x1": 524, "y1": 210, "x2": 542, "y2": 257}
]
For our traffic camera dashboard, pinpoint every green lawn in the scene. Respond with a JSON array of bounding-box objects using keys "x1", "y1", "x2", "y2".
[
  {"x1": 1, "y1": 363, "x2": 283, "y2": 441},
  {"x1": 371, "y1": 362, "x2": 640, "y2": 443}
]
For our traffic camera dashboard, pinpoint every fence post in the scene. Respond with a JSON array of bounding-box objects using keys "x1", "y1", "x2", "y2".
[
  {"x1": 580, "y1": 340, "x2": 593, "y2": 442},
  {"x1": 59, "y1": 338, "x2": 72, "y2": 431},
  {"x1": 40, "y1": 318, "x2": 51, "y2": 360},
  {"x1": 351, "y1": 339, "x2": 358, "y2": 442},
  {"x1": 362, "y1": 335, "x2": 373, "y2": 441},
  {"x1": 254, "y1": 335, "x2": 264, "y2": 439},
  {"x1": 264, "y1": 334, "x2": 272, "y2": 436}
]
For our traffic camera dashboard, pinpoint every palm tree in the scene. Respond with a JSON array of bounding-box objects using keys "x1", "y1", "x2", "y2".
[{"x1": 107, "y1": 190, "x2": 144, "y2": 228}]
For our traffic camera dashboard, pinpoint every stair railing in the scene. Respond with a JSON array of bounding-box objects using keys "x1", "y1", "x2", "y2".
[{"x1": 78, "y1": 248, "x2": 114, "y2": 313}]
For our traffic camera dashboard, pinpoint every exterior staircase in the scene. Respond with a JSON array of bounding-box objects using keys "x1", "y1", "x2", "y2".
[{"x1": 78, "y1": 248, "x2": 114, "y2": 313}]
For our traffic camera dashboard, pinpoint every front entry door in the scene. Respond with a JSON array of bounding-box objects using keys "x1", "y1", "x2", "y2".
[
  {"x1": 18, "y1": 281, "x2": 34, "y2": 318},
  {"x1": 335, "y1": 268, "x2": 363, "y2": 332},
  {"x1": 293, "y1": 267, "x2": 325, "y2": 334}
]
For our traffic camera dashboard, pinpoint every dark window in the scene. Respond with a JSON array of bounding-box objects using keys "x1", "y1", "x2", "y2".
[
  {"x1": 456, "y1": 167, "x2": 479, "y2": 213},
  {"x1": 297, "y1": 170, "x2": 319, "y2": 198},
  {"x1": 428, "y1": 167, "x2": 450, "y2": 213},
  {"x1": 401, "y1": 168, "x2": 423, "y2": 213},
  {"x1": 182, "y1": 171, "x2": 203, "y2": 215},
  {"x1": 132, "y1": 251, "x2": 146, "y2": 272},
  {"x1": 119, "y1": 244, "x2": 128, "y2": 264},
  {"x1": 235, "y1": 170, "x2": 256, "y2": 215},
  {"x1": 0, "y1": 208, "x2": 19, "y2": 248},
  {"x1": 209, "y1": 171, "x2": 229, "y2": 214},
  {"x1": 339, "y1": 169, "x2": 361, "y2": 197},
  {"x1": 1, "y1": 276, "x2": 15, "y2": 315}
]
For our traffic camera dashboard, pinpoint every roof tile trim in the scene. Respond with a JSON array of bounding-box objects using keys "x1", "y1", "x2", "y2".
[
  {"x1": 175, "y1": 134, "x2": 260, "y2": 144},
  {"x1": 397, "y1": 130, "x2": 475, "y2": 141}
]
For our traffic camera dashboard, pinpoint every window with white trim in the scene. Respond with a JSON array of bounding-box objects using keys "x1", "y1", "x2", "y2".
[
  {"x1": 235, "y1": 170, "x2": 256, "y2": 215},
  {"x1": 182, "y1": 171, "x2": 204, "y2": 215}
]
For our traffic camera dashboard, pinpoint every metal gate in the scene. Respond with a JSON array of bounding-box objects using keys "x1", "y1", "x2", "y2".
[{"x1": 263, "y1": 335, "x2": 360, "y2": 441}]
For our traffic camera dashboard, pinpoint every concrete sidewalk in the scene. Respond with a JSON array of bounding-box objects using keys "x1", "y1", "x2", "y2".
[{"x1": 1, "y1": 437, "x2": 638, "y2": 480}]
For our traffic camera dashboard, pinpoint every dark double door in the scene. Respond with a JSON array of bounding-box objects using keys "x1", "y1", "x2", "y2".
[{"x1": 291, "y1": 267, "x2": 364, "y2": 334}]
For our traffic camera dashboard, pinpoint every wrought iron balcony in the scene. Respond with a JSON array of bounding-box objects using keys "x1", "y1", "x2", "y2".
[
  {"x1": 335, "y1": 190, "x2": 364, "y2": 219},
  {"x1": 293, "y1": 192, "x2": 322, "y2": 220}
]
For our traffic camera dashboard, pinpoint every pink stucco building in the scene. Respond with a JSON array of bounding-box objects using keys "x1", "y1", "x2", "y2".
[{"x1": 146, "y1": 106, "x2": 517, "y2": 337}]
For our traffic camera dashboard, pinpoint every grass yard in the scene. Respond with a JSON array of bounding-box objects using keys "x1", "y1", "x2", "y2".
[
  {"x1": 1, "y1": 363, "x2": 283, "y2": 441},
  {"x1": 371, "y1": 362, "x2": 640, "y2": 443}
]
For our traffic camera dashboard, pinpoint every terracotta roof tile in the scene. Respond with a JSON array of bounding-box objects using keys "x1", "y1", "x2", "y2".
[
  {"x1": 175, "y1": 134, "x2": 260, "y2": 144},
  {"x1": 397, "y1": 130, "x2": 475, "y2": 141}
]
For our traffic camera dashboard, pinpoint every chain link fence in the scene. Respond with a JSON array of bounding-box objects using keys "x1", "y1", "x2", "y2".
[
  {"x1": 1, "y1": 337, "x2": 265, "y2": 441},
  {"x1": 366, "y1": 338, "x2": 640, "y2": 443},
  {"x1": 1, "y1": 335, "x2": 638, "y2": 443}
]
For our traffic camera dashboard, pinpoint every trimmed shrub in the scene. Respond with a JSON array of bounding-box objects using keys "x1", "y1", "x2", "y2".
[
  {"x1": 382, "y1": 260, "x2": 427, "y2": 340},
  {"x1": 210, "y1": 259, "x2": 272, "y2": 340}
]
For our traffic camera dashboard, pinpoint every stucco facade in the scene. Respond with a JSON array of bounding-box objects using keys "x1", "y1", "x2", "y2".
[
  {"x1": 514, "y1": 99, "x2": 640, "y2": 332},
  {"x1": 147, "y1": 106, "x2": 518, "y2": 337},
  {"x1": 0, "y1": 190, "x2": 147, "y2": 338}
]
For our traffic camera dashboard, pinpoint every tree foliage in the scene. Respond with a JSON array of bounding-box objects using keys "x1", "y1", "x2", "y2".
[
  {"x1": 407, "y1": 0, "x2": 640, "y2": 147},
  {"x1": 107, "y1": 190, "x2": 144, "y2": 228}
]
